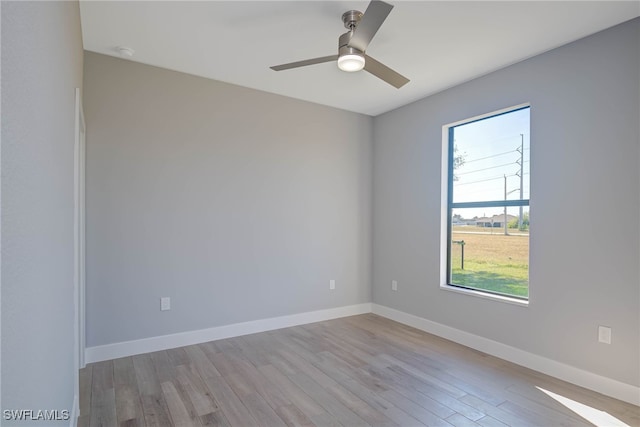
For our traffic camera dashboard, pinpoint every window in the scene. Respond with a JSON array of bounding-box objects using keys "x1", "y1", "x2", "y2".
[{"x1": 443, "y1": 105, "x2": 530, "y2": 301}]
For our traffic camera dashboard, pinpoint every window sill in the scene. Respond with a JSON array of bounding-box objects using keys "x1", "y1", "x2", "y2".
[{"x1": 440, "y1": 284, "x2": 529, "y2": 307}]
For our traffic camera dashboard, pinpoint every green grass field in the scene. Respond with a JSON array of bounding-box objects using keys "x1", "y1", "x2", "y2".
[{"x1": 451, "y1": 228, "x2": 529, "y2": 298}]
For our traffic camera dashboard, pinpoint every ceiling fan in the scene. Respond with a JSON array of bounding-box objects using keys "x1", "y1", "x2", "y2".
[{"x1": 270, "y1": 0, "x2": 409, "y2": 89}]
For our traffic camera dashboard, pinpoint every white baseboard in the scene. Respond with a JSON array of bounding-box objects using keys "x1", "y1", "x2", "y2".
[
  {"x1": 85, "y1": 303, "x2": 372, "y2": 364},
  {"x1": 372, "y1": 303, "x2": 640, "y2": 406},
  {"x1": 84, "y1": 301, "x2": 639, "y2": 406}
]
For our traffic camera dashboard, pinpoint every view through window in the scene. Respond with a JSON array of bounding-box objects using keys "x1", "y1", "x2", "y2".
[{"x1": 447, "y1": 106, "x2": 530, "y2": 299}]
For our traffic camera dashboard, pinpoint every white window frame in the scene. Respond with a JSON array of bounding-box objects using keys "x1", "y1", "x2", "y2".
[{"x1": 440, "y1": 103, "x2": 530, "y2": 306}]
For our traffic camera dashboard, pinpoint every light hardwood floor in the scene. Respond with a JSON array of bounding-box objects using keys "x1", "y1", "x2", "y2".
[{"x1": 79, "y1": 314, "x2": 640, "y2": 427}]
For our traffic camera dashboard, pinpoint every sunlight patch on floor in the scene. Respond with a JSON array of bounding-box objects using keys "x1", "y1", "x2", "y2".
[{"x1": 536, "y1": 387, "x2": 630, "y2": 427}]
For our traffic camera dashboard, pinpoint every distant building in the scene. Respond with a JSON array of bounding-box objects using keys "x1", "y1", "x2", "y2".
[
  {"x1": 452, "y1": 217, "x2": 477, "y2": 226},
  {"x1": 476, "y1": 214, "x2": 517, "y2": 228}
]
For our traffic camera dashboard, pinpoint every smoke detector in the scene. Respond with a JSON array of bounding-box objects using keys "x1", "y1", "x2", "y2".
[{"x1": 116, "y1": 46, "x2": 135, "y2": 57}]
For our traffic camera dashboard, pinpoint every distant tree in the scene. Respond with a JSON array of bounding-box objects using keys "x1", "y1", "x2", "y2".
[
  {"x1": 453, "y1": 146, "x2": 466, "y2": 181},
  {"x1": 508, "y1": 212, "x2": 530, "y2": 231},
  {"x1": 453, "y1": 213, "x2": 462, "y2": 221}
]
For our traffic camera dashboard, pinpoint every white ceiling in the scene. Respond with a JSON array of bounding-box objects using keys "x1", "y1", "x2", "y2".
[{"x1": 79, "y1": 1, "x2": 639, "y2": 116}]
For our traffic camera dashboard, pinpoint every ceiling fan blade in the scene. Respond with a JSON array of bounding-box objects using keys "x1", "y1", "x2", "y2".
[
  {"x1": 348, "y1": 0, "x2": 393, "y2": 53},
  {"x1": 364, "y1": 54, "x2": 409, "y2": 88},
  {"x1": 270, "y1": 55, "x2": 338, "y2": 71}
]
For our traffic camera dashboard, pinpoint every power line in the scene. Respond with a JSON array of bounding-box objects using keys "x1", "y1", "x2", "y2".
[
  {"x1": 463, "y1": 148, "x2": 519, "y2": 164},
  {"x1": 456, "y1": 175, "x2": 505, "y2": 186},
  {"x1": 456, "y1": 172, "x2": 523, "y2": 186},
  {"x1": 457, "y1": 161, "x2": 519, "y2": 176}
]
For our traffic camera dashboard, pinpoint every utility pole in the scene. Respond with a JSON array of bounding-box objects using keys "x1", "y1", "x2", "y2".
[
  {"x1": 504, "y1": 175, "x2": 508, "y2": 235},
  {"x1": 517, "y1": 134, "x2": 524, "y2": 230}
]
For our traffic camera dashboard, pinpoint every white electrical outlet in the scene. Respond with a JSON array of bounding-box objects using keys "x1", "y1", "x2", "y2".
[
  {"x1": 329, "y1": 279, "x2": 336, "y2": 290},
  {"x1": 391, "y1": 280, "x2": 398, "y2": 291},
  {"x1": 598, "y1": 326, "x2": 611, "y2": 344},
  {"x1": 160, "y1": 297, "x2": 171, "y2": 311}
]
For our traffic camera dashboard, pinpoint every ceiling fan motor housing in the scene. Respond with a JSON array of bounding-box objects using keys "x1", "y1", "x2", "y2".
[
  {"x1": 339, "y1": 32, "x2": 364, "y2": 56},
  {"x1": 338, "y1": 30, "x2": 365, "y2": 72}
]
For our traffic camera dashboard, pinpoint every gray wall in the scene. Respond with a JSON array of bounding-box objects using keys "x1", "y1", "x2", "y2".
[
  {"x1": 372, "y1": 18, "x2": 639, "y2": 387},
  {"x1": 1, "y1": 0, "x2": 84, "y2": 421},
  {"x1": 83, "y1": 52, "x2": 372, "y2": 347}
]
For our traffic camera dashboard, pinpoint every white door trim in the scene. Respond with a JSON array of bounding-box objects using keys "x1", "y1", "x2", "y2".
[{"x1": 73, "y1": 87, "x2": 86, "y2": 418}]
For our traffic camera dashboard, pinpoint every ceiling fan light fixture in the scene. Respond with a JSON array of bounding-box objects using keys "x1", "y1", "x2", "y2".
[{"x1": 337, "y1": 53, "x2": 365, "y2": 72}]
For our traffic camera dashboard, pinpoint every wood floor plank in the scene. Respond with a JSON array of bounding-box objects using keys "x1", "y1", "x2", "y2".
[
  {"x1": 199, "y1": 410, "x2": 231, "y2": 427},
  {"x1": 206, "y1": 338, "x2": 242, "y2": 355},
  {"x1": 92, "y1": 360, "x2": 114, "y2": 390},
  {"x1": 258, "y1": 364, "x2": 327, "y2": 418},
  {"x1": 230, "y1": 334, "x2": 273, "y2": 367},
  {"x1": 239, "y1": 392, "x2": 288, "y2": 427},
  {"x1": 382, "y1": 406, "x2": 427, "y2": 427},
  {"x1": 79, "y1": 314, "x2": 640, "y2": 427},
  {"x1": 323, "y1": 383, "x2": 396, "y2": 427},
  {"x1": 139, "y1": 351, "x2": 177, "y2": 426},
  {"x1": 308, "y1": 413, "x2": 344, "y2": 427},
  {"x1": 114, "y1": 357, "x2": 145, "y2": 426},
  {"x1": 289, "y1": 352, "x2": 396, "y2": 427},
  {"x1": 380, "y1": 389, "x2": 454, "y2": 427},
  {"x1": 501, "y1": 384, "x2": 592, "y2": 426},
  {"x1": 301, "y1": 324, "x2": 370, "y2": 369},
  {"x1": 385, "y1": 379, "x2": 456, "y2": 419},
  {"x1": 133, "y1": 353, "x2": 163, "y2": 396},
  {"x1": 302, "y1": 351, "x2": 427, "y2": 427},
  {"x1": 119, "y1": 418, "x2": 144, "y2": 427},
  {"x1": 90, "y1": 361, "x2": 117, "y2": 427},
  {"x1": 274, "y1": 403, "x2": 316, "y2": 427},
  {"x1": 371, "y1": 361, "x2": 480, "y2": 421},
  {"x1": 149, "y1": 350, "x2": 176, "y2": 383},
  {"x1": 77, "y1": 414, "x2": 90, "y2": 427},
  {"x1": 185, "y1": 344, "x2": 221, "y2": 378},
  {"x1": 79, "y1": 364, "x2": 93, "y2": 417},
  {"x1": 476, "y1": 415, "x2": 510, "y2": 427},
  {"x1": 139, "y1": 393, "x2": 174, "y2": 427},
  {"x1": 229, "y1": 351, "x2": 292, "y2": 409},
  {"x1": 205, "y1": 351, "x2": 236, "y2": 378},
  {"x1": 273, "y1": 340, "x2": 396, "y2": 426},
  {"x1": 378, "y1": 353, "x2": 468, "y2": 398},
  {"x1": 498, "y1": 399, "x2": 581, "y2": 427},
  {"x1": 115, "y1": 384, "x2": 145, "y2": 426},
  {"x1": 339, "y1": 377, "x2": 410, "y2": 419},
  {"x1": 287, "y1": 372, "x2": 370, "y2": 427},
  {"x1": 369, "y1": 362, "x2": 473, "y2": 422},
  {"x1": 114, "y1": 357, "x2": 137, "y2": 386},
  {"x1": 175, "y1": 364, "x2": 220, "y2": 416},
  {"x1": 213, "y1": 349, "x2": 294, "y2": 414},
  {"x1": 315, "y1": 350, "x2": 390, "y2": 394},
  {"x1": 167, "y1": 347, "x2": 191, "y2": 367},
  {"x1": 89, "y1": 387, "x2": 117, "y2": 427},
  {"x1": 460, "y1": 394, "x2": 540, "y2": 427},
  {"x1": 446, "y1": 413, "x2": 482, "y2": 427},
  {"x1": 162, "y1": 381, "x2": 203, "y2": 426},
  {"x1": 201, "y1": 374, "x2": 258, "y2": 426}
]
